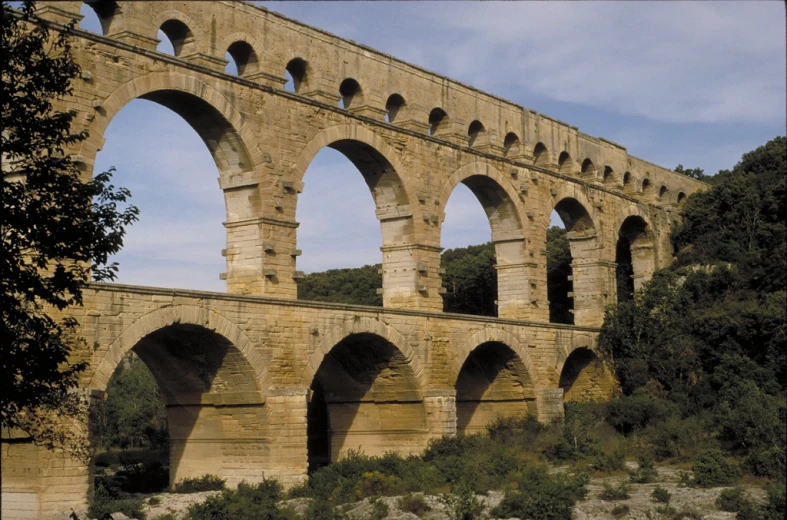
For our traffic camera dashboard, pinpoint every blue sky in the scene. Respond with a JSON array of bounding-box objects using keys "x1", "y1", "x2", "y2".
[{"x1": 76, "y1": 1, "x2": 786, "y2": 292}]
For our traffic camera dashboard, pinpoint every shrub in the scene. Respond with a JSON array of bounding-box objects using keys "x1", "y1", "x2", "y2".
[
  {"x1": 599, "y1": 481, "x2": 631, "y2": 501},
  {"x1": 716, "y1": 487, "x2": 753, "y2": 512},
  {"x1": 151, "y1": 515, "x2": 177, "y2": 520},
  {"x1": 185, "y1": 480, "x2": 295, "y2": 520},
  {"x1": 115, "y1": 460, "x2": 169, "y2": 493},
  {"x1": 88, "y1": 483, "x2": 146, "y2": 520},
  {"x1": 629, "y1": 455, "x2": 658, "y2": 484},
  {"x1": 651, "y1": 486, "x2": 671, "y2": 505},
  {"x1": 611, "y1": 504, "x2": 630, "y2": 518},
  {"x1": 305, "y1": 498, "x2": 344, "y2": 520},
  {"x1": 397, "y1": 493, "x2": 431, "y2": 517},
  {"x1": 440, "y1": 482, "x2": 483, "y2": 520},
  {"x1": 147, "y1": 497, "x2": 161, "y2": 506},
  {"x1": 692, "y1": 449, "x2": 740, "y2": 488},
  {"x1": 606, "y1": 392, "x2": 678, "y2": 435},
  {"x1": 490, "y1": 466, "x2": 589, "y2": 520},
  {"x1": 745, "y1": 446, "x2": 786, "y2": 479},
  {"x1": 590, "y1": 449, "x2": 626, "y2": 473},
  {"x1": 370, "y1": 497, "x2": 389, "y2": 520},
  {"x1": 761, "y1": 482, "x2": 786, "y2": 520},
  {"x1": 173, "y1": 474, "x2": 226, "y2": 494},
  {"x1": 355, "y1": 471, "x2": 404, "y2": 500}
]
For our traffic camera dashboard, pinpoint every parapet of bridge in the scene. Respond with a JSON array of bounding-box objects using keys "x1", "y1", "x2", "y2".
[{"x1": 1, "y1": 2, "x2": 707, "y2": 518}]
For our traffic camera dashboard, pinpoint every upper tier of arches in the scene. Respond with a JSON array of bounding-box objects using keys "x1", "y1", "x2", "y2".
[{"x1": 48, "y1": 0, "x2": 705, "y2": 207}]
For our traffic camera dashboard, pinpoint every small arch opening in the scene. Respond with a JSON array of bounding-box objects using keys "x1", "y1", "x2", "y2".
[
  {"x1": 659, "y1": 185, "x2": 669, "y2": 201},
  {"x1": 533, "y1": 142, "x2": 548, "y2": 166},
  {"x1": 338, "y1": 78, "x2": 361, "y2": 110},
  {"x1": 581, "y1": 158, "x2": 596, "y2": 178},
  {"x1": 641, "y1": 178, "x2": 653, "y2": 197},
  {"x1": 285, "y1": 58, "x2": 307, "y2": 93},
  {"x1": 385, "y1": 93, "x2": 405, "y2": 123},
  {"x1": 225, "y1": 41, "x2": 257, "y2": 77},
  {"x1": 468, "y1": 120, "x2": 485, "y2": 147},
  {"x1": 603, "y1": 166, "x2": 615, "y2": 184},
  {"x1": 428, "y1": 107, "x2": 447, "y2": 136},
  {"x1": 158, "y1": 19, "x2": 192, "y2": 57},
  {"x1": 558, "y1": 151, "x2": 573, "y2": 175},
  {"x1": 677, "y1": 192, "x2": 687, "y2": 207},
  {"x1": 503, "y1": 132, "x2": 520, "y2": 156},
  {"x1": 80, "y1": 1, "x2": 118, "y2": 35},
  {"x1": 623, "y1": 172, "x2": 632, "y2": 186}
]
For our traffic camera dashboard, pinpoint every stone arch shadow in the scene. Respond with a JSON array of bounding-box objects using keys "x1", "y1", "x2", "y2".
[
  {"x1": 452, "y1": 328, "x2": 540, "y2": 435},
  {"x1": 87, "y1": 305, "x2": 269, "y2": 487},
  {"x1": 300, "y1": 317, "x2": 428, "y2": 469},
  {"x1": 555, "y1": 334, "x2": 616, "y2": 402}
]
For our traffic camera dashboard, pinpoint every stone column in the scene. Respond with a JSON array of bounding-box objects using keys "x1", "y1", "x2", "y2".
[
  {"x1": 567, "y1": 231, "x2": 615, "y2": 327},
  {"x1": 263, "y1": 388, "x2": 308, "y2": 487},
  {"x1": 535, "y1": 388, "x2": 564, "y2": 423},
  {"x1": 380, "y1": 243, "x2": 443, "y2": 311},
  {"x1": 494, "y1": 238, "x2": 546, "y2": 320},
  {"x1": 423, "y1": 389, "x2": 457, "y2": 440},
  {"x1": 570, "y1": 259, "x2": 616, "y2": 327},
  {"x1": 631, "y1": 243, "x2": 656, "y2": 291}
]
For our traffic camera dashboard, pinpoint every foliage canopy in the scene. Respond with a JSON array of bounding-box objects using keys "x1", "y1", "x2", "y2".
[{"x1": 1, "y1": 1, "x2": 138, "y2": 454}]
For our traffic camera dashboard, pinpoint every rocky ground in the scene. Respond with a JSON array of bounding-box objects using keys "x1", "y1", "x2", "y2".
[{"x1": 68, "y1": 463, "x2": 767, "y2": 520}]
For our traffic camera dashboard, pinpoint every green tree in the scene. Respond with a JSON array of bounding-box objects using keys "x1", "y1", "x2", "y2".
[
  {"x1": 674, "y1": 164, "x2": 707, "y2": 181},
  {"x1": 599, "y1": 137, "x2": 786, "y2": 453},
  {"x1": 298, "y1": 263, "x2": 383, "y2": 306},
  {"x1": 547, "y1": 226, "x2": 573, "y2": 323},
  {"x1": 442, "y1": 242, "x2": 497, "y2": 316},
  {"x1": 1, "y1": 1, "x2": 138, "y2": 457},
  {"x1": 92, "y1": 353, "x2": 167, "y2": 449}
]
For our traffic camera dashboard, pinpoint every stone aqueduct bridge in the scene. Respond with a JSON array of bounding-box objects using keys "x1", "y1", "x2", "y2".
[{"x1": 2, "y1": 1, "x2": 708, "y2": 518}]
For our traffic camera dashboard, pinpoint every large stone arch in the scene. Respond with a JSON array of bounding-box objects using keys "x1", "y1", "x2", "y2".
[
  {"x1": 77, "y1": 71, "x2": 263, "y2": 177},
  {"x1": 453, "y1": 327, "x2": 539, "y2": 434},
  {"x1": 546, "y1": 185, "x2": 599, "y2": 235},
  {"x1": 556, "y1": 335, "x2": 616, "y2": 402},
  {"x1": 438, "y1": 160, "x2": 533, "y2": 318},
  {"x1": 303, "y1": 317, "x2": 427, "y2": 466},
  {"x1": 438, "y1": 159, "x2": 528, "y2": 242},
  {"x1": 300, "y1": 316, "x2": 423, "y2": 391},
  {"x1": 452, "y1": 327, "x2": 539, "y2": 389},
  {"x1": 88, "y1": 305, "x2": 265, "y2": 394},
  {"x1": 291, "y1": 123, "x2": 417, "y2": 213}
]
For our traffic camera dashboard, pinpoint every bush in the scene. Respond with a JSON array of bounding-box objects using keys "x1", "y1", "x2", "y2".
[
  {"x1": 611, "y1": 504, "x2": 630, "y2": 518},
  {"x1": 599, "y1": 481, "x2": 631, "y2": 501},
  {"x1": 590, "y1": 450, "x2": 626, "y2": 473},
  {"x1": 185, "y1": 480, "x2": 295, "y2": 520},
  {"x1": 761, "y1": 482, "x2": 786, "y2": 520},
  {"x1": 606, "y1": 392, "x2": 679, "y2": 435},
  {"x1": 305, "y1": 498, "x2": 344, "y2": 520},
  {"x1": 490, "y1": 466, "x2": 589, "y2": 520},
  {"x1": 692, "y1": 449, "x2": 740, "y2": 488},
  {"x1": 651, "y1": 486, "x2": 671, "y2": 505},
  {"x1": 147, "y1": 497, "x2": 161, "y2": 506},
  {"x1": 88, "y1": 483, "x2": 146, "y2": 520},
  {"x1": 629, "y1": 456, "x2": 658, "y2": 484},
  {"x1": 355, "y1": 471, "x2": 404, "y2": 500},
  {"x1": 370, "y1": 497, "x2": 389, "y2": 520},
  {"x1": 745, "y1": 446, "x2": 786, "y2": 479},
  {"x1": 397, "y1": 493, "x2": 431, "y2": 517},
  {"x1": 173, "y1": 474, "x2": 226, "y2": 494},
  {"x1": 716, "y1": 487, "x2": 753, "y2": 513},
  {"x1": 440, "y1": 483, "x2": 483, "y2": 520}
]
